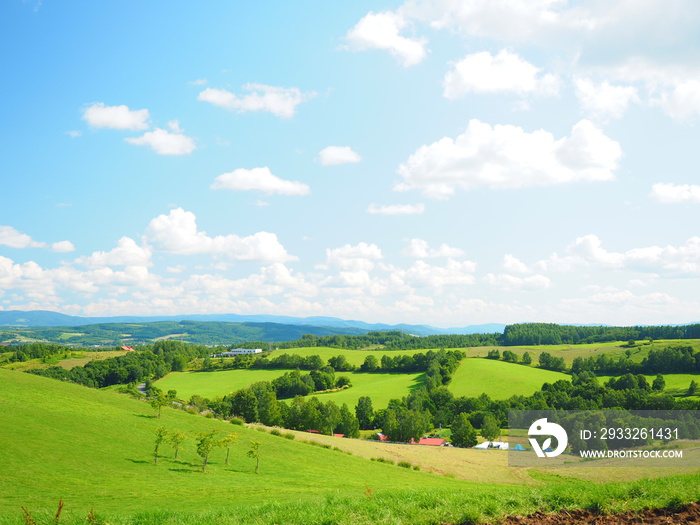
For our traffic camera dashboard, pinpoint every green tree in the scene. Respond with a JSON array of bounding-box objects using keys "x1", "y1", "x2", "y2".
[
  {"x1": 150, "y1": 392, "x2": 170, "y2": 419},
  {"x1": 153, "y1": 426, "x2": 168, "y2": 464},
  {"x1": 247, "y1": 440, "x2": 261, "y2": 474},
  {"x1": 652, "y1": 374, "x2": 666, "y2": 392},
  {"x1": 480, "y1": 414, "x2": 500, "y2": 441},
  {"x1": 355, "y1": 396, "x2": 374, "y2": 430},
  {"x1": 168, "y1": 429, "x2": 187, "y2": 460},
  {"x1": 337, "y1": 403, "x2": 360, "y2": 438},
  {"x1": 220, "y1": 432, "x2": 238, "y2": 466},
  {"x1": 195, "y1": 431, "x2": 218, "y2": 472},
  {"x1": 229, "y1": 388, "x2": 258, "y2": 423},
  {"x1": 521, "y1": 352, "x2": 532, "y2": 365},
  {"x1": 450, "y1": 413, "x2": 477, "y2": 448},
  {"x1": 688, "y1": 380, "x2": 698, "y2": 396}
]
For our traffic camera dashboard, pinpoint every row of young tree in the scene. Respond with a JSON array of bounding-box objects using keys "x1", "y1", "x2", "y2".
[{"x1": 152, "y1": 426, "x2": 261, "y2": 473}]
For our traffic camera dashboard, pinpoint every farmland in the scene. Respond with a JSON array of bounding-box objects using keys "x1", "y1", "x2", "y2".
[{"x1": 3, "y1": 367, "x2": 700, "y2": 525}]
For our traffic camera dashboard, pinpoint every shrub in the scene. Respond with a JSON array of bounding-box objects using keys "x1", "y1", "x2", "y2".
[
  {"x1": 230, "y1": 417, "x2": 244, "y2": 426},
  {"x1": 413, "y1": 465, "x2": 420, "y2": 471},
  {"x1": 373, "y1": 457, "x2": 395, "y2": 465},
  {"x1": 398, "y1": 461, "x2": 412, "y2": 469},
  {"x1": 283, "y1": 432, "x2": 295, "y2": 440},
  {"x1": 270, "y1": 428, "x2": 282, "y2": 436}
]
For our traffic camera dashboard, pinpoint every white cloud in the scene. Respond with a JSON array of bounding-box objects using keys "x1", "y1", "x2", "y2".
[
  {"x1": 198, "y1": 84, "x2": 316, "y2": 118},
  {"x1": 502, "y1": 254, "x2": 530, "y2": 274},
  {"x1": 535, "y1": 234, "x2": 700, "y2": 278},
  {"x1": 484, "y1": 273, "x2": 551, "y2": 291},
  {"x1": 65, "y1": 130, "x2": 82, "y2": 138},
  {"x1": 75, "y1": 237, "x2": 151, "y2": 269},
  {"x1": 125, "y1": 128, "x2": 196, "y2": 155},
  {"x1": 145, "y1": 208, "x2": 296, "y2": 262},
  {"x1": 189, "y1": 79, "x2": 208, "y2": 86},
  {"x1": 82, "y1": 103, "x2": 150, "y2": 131},
  {"x1": 345, "y1": 10, "x2": 427, "y2": 67},
  {"x1": 650, "y1": 183, "x2": 700, "y2": 204},
  {"x1": 367, "y1": 203, "x2": 425, "y2": 215},
  {"x1": 399, "y1": 259, "x2": 476, "y2": 288},
  {"x1": 317, "y1": 146, "x2": 362, "y2": 166},
  {"x1": 655, "y1": 80, "x2": 700, "y2": 121},
  {"x1": 0, "y1": 226, "x2": 45, "y2": 249},
  {"x1": 573, "y1": 77, "x2": 640, "y2": 120},
  {"x1": 401, "y1": 0, "x2": 598, "y2": 42},
  {"x1": 402, "y1": 238, "x2": 464, "y2": 258},
  {"x1": 443, "y1": 50, "x2": 559, "y2": 99},
  {"x1": 396, "y1": 119, "x2": 621, "y2": 198},
  {"x1": 51, "y1": 241, "x2": 75, "y2": 253},
  {"x1": 211, "y1": 167, "x2": 310, "y2": 196},
  {"x1": 326, "y1": 242, "x2": 383, "y2": 272}
]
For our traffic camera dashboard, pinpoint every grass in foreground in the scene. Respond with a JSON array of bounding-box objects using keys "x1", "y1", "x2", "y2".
[{"x1": 5, "y1": 473, "x2": 700, "y2": 524}]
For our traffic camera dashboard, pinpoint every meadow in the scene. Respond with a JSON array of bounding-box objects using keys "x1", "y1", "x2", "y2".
[
  {"x1": 449, "y1": 359, "x2": 569, "y2": 399},
  {"x1": 4, "y1": 368, "x2": 700, "y2": 525}
]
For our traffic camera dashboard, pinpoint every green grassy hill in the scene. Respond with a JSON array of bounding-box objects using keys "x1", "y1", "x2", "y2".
[
  {"x1": 4, "y1": 369, "x2": 700, "y2": 524},
  {"x1": 449, "y1": 359, "x2": 570, "y2": 399},
  {"x1": 0, "y1": 369, "x2": 469, "y2": 520}
]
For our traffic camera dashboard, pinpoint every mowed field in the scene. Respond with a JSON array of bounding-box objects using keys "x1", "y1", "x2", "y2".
[{"x1": 449, "y1": 359, "x2": 569, "y2": 399}]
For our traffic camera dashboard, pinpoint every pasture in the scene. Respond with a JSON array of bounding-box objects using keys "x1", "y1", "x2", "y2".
[
  {"x1": 449, "y1": 358, "x2": 570, "y2": 399},
  {"x1": 4, "y1": 368, "x2": 700, "y2": 525}
]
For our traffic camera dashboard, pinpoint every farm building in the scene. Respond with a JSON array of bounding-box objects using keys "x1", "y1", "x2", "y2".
[
  {"x1": 210, "y1": 348, "x2": 263, "y2": 357},
  {"x1": 416, "y1": 437, "x2": 448, "y2": 446}
]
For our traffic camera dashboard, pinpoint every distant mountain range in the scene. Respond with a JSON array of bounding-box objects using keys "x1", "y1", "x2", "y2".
[{"x1": 0, "y1": 310, "x2": 506, "y2": 336}]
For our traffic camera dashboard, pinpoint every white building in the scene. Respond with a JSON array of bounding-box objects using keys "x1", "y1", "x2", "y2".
[{"x1": 210, "y1": 348, "x2": 263, "y2": 357}]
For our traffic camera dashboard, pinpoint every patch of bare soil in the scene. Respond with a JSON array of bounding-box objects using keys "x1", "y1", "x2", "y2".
[{"x1": 495, "y1": 501, "x2": 700, "y2": 524}]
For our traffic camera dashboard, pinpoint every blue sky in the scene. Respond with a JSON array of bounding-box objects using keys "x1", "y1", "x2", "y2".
[{"x1": 2, "y1": 0, "x2": 700, "y2": 326}]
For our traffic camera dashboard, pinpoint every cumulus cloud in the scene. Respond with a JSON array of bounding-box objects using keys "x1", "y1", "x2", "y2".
[
  {"x1": 317, "y1": 146, "x2": 362, "y2": 166},
  {"x1": 145, "y1": 208, "x2": 296, "y2": 262},
  {"x1": 535, "y1": 234, "x2": 700, "y2": 278},
  {"x1": 502, "y1": 254, "x2": 531, "y2": 274},
  {"x1": 345, "y1": 10, "x2": 427, "y2": 67},
  {"x1": 399, "y1": 259, "x2": 477, "y2": 288},
  {"x1": 51, "y1": 241, "x2": 75, "y2": 253},
  {"x1": 396, "y1": 119, "x2": 621, "y2": 198},
  {"x1": 655, "y1": 80, "x2": 700, "y2": 121},
  {"x1": 82, "y1": 103, "x2": 150, "y2": 131},
  {"x1": 75, "y1": 237, "x2": 152, "y2": 269},
  {"x1": 650, "y1": 183, "x2": 700, "y2": 204},
  {"x1": 125, "y1": 128, "x2": 196, "y2": 155},
  {"x1": 367, "y1": 203, "x2": 425, "y2": 215},
  {"x1": 573, "y1": 77, "x2": 640, "y2": 120},
  {"x1": 484, "y1": 273, "x2": 551, "y2": 291},
  {"x1": 402, "y1": 238, "x2": 464, "y2": 258},
  {"x1": 211, "y1": 167, "x2": 310, "y2": 196},
  {"x1": 0, "y1": 226, "x2": 45, "y2": 249},
  {"x1": 326, "y1": 242, "x2": 383, "y2": 271},
  {"x1": 443, "y1": 50, "x2": 560, "y2": 99},
  {"x1": 198, "y1": 84, "x2": 316, "y2": 118}
]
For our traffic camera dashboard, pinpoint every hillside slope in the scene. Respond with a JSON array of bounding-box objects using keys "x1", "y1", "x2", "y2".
[{"x1": 0, "y1": 369, "x2": 468, "y2": 518}]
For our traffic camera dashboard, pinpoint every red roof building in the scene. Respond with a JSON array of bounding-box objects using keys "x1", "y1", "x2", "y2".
[{"x1": 121, "y1": 346, "x2": 135, "y2": 352}]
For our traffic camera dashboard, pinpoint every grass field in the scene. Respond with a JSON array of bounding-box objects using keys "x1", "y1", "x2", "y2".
[
  {"x1": 598, "y1": 372, "x2": 700, "y2": 398},
  {"x1": 0, "y1": 350, "x2": 128, "y2": 372},
  {"x1": 4, "y1": 368, "x2": 700, "y2": 524},
  {"x1": 155, "y1": 369, "x2": 293, "y2": 398},
  {"x1": 0, "y1": 369, "x2": 468, "y2": 518},
  {"x1": 156, "y1": 369, "x2": 425, "y2": 407},
  {"x1": 467, "y1": 339, "x2": 700, "y2": 365},
  {"x1": 449, "y1": 358, "x2": 570, "y2": 399}
]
